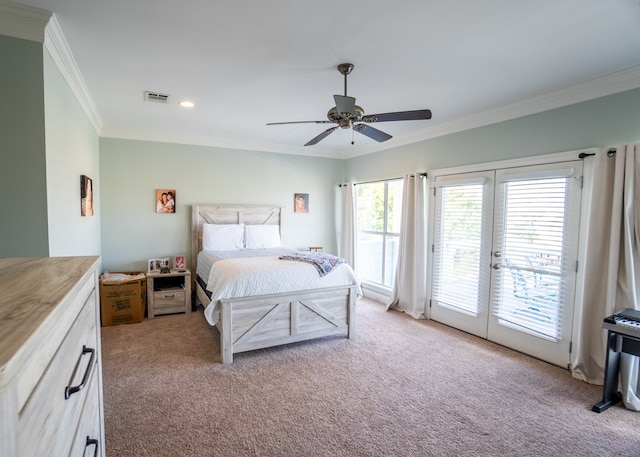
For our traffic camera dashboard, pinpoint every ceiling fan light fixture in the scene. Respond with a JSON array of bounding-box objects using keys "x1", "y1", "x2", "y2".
[{"x1": 338, "y1": 119, "x2": 352, "y2": 129}]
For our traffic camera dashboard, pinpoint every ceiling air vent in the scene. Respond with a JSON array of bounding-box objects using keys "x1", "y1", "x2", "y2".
[{"x1": 144, "y1": 91, "x2": 170, "y2": 103}]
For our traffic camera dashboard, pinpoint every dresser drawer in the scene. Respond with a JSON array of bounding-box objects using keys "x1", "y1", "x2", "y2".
[
  {"x1": 18, "y1": 293, "x2": 98, "y2": 457},
  {"x1": 17, "y1": 270, "x2": 95, "y2": 412},
  {"x1": 154, "y1": 288, "x2": 185, "y2": 310},
  {"x1": 69, "y1": 369, "x2": 102, "y2": 457}
]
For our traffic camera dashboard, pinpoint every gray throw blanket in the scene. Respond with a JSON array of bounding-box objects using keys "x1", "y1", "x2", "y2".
[{"x1": 279, "y1": 252, "x2": 347, "y2": 277}]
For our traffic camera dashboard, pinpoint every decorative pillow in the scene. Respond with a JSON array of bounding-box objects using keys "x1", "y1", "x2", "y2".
[
  {"x1": 244, "y1": 224, "x2": 281, "y2": 249},
  {"x1": 202, "y1": 224, "x2": 244, "y2": 251}
]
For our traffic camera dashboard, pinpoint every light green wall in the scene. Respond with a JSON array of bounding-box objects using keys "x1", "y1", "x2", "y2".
[
  {"x1": 344, "y1": 88, "x2": 640, "y2": 181},
  {"x1": 0, "y1": 35, "x2": 48, "y2": 257},
  {"x1": 99, "y1": 139, "x2": 344, "y2": 272},
  {"x1": 100, "y1": 88, "x2": 640, "y2": 273},
  {"x1": 0, "y1": 35, "x2": 101, "y2": 260},
  {"x1": 44, "y1": 50, "x2": 101, "y2": 257}
]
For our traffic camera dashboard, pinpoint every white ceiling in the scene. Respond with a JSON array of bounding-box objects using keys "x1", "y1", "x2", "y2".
[{"x1": 10, "y1": 0, "x2": 640, "y2": 159}]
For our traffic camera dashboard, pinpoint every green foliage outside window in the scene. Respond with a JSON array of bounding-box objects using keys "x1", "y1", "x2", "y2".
[{"x1": 356, "y1": 179, "x2": 403, "y2": 287}]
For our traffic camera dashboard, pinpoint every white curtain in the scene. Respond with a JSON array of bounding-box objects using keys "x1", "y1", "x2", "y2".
[
  {"x1": 339, "y1": 183, "x2": 356, "y2": 267},
  {"x1": 387, "y1": 173, "x2": 427, "y2": 318},
  {"x1": 618, "y1": 145, "x2": 640, "y2": 409},
  {"x1": 571, "y1": 145, "x2": 640, "y2": 410}
]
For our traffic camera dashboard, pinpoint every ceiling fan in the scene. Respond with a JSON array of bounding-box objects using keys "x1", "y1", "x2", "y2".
[{"x1": 267, "y1": 63, "x2": 432, "y2": 146}]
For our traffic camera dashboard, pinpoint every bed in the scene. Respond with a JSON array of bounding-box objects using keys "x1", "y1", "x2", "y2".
[{"x1": 191, "y1": 204, "x2": 361, "y2": 363}]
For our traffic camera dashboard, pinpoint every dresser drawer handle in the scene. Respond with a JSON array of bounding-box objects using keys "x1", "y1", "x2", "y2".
[
  {"x1": 85, "y1": 436, "x2": 99, "y2": 457},
  {"x1": 64, "y1": 345, "x2": 95, "y2": 399},
  {"x1": 164, "y1": 294, "x2": 175, "y2": 298}
]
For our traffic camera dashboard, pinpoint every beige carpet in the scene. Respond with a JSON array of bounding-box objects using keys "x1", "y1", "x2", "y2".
[{"x1": 101, "y1": 297, "x2": 640, "y2": 456}]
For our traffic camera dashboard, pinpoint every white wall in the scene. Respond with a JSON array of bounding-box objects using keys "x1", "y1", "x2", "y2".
[
  {"x1": 99, "y1": 138, "x2": 344, "y2": 272},
  {"x1": 44, "y1": 50, "x2": 101, "y2": 257}
]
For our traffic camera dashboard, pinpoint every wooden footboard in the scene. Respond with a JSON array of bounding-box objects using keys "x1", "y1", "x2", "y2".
[
  {"x1": 196, "y1": 282, "x2": 357, "y2": 363},
  {"x1": 191, "y1": 205, "x2": 358, "y2": 363}
]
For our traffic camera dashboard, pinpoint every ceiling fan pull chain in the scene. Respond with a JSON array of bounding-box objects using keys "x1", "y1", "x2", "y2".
[{"x1": 351, "y1": 127, "x2": 355, "y2": 145}]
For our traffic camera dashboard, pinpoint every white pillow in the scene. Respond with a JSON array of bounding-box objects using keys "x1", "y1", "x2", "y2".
[
  {"x1": 202, "y1": 224, "x2": 244, "y2": 251},
  {"x1": 244, "y1": 224, "x2": 281, "y2": 249}
]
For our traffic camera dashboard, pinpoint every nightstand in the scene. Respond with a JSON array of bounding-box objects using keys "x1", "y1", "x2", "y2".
[{"x1": 146, "y1": 269, "x2": 191, "y2": 318}]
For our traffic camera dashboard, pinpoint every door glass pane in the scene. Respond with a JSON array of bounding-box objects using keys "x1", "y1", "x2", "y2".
[
  {"x1": 433, "y1": 184, "x2": 484, "y2": 314},
  {"x1": 492, "y1": 177, "x2": 567, "y2": 338}
]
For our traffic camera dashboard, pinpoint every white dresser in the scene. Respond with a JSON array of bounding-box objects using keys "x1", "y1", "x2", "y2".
[{"x1": 0, "y1": 256, "x2": 105, "y2": 457}]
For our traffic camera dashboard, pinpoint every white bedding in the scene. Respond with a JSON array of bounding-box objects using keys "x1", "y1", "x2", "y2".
[{"x1": 197, "y1": 249, "x2": 362, "y2": 326}]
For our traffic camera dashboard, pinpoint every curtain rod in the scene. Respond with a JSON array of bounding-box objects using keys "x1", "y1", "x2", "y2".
[
  {"x1": 579, "y1": 148, "x2": 616, "y2": 159},
  {"x1": 339, "y1": 173, "x2": 427, "y2": 187}
]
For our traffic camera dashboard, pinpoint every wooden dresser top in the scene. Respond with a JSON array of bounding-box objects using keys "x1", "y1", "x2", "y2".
[{"x1": 0, "y1": 256, "x2": 100, "y2": 373}]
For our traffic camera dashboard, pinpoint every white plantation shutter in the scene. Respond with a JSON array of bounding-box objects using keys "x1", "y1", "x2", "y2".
[
  {"x1": 491, "y1": 169, "x2": 576, "y2": 339},
  {"x1": 432, "y1": 178, "x2": 490, "y2": 316}
]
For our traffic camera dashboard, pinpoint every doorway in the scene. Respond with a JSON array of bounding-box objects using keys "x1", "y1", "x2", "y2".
[{"x1": 429, "y1": 161, "x2": 583, "y2": 367}]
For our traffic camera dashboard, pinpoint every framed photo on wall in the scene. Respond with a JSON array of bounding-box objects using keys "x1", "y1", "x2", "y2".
[
  {"x1": 294, "y1": 193, "x2": 309, "y2": 213},
  {"x1": 80, "y1": 175, "x2": 94, "y2": 216},
  {"x1": 156, "y1": 189, "x2": 176, "y2": 213}
]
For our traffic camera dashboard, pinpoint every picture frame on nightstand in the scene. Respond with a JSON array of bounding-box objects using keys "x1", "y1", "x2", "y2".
[
  {"x1": 148, "y1": 257, "x2": 170, "y2": 272},
  {"x1": 173, "y1": 255, "x2": 185, "y2": 270}
]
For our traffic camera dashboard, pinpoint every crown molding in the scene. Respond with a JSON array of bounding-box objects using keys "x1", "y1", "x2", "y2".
[
  {"x1": 0, "y1": 0, "x2": 51, "y2": 42},
  {"x1": 0, "y1": 1, "x2": 102, "y2": 134},
  {"x1": 44, "y1": 14, "x2": 103, "y2": 134}
]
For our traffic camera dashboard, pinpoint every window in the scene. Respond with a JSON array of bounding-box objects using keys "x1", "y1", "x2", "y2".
[{"x1": 356, "y1": 179, "x2": 403, "y2": 287}]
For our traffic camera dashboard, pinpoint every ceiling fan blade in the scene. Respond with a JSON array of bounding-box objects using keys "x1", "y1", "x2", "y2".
[
  {"x1": 305, "y1": 126, "x2": 338, "y2": 146},
  {"x1": 362, "y1": 109, "x2": 432, "y2": 123},
  {"x1": 354, "y1": 124, "x2": 392, "y2": 142},
  {"x1": 267, "y1": 120, "x2": 333, "y2": 126},
  {"x1": 334, "y1": 95, "x2": 356, "y2": 116}
]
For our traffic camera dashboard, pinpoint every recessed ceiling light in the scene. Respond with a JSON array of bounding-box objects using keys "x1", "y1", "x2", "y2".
[{"x1": 179, "y1": 100, "x2": 195, "y2": 108}]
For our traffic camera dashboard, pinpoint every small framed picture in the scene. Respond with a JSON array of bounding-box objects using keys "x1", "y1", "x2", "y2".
[
  {"x1": 294, "y1": 193, "x2": 309, "y2": 213},
  {"x1": 80, "y1": 175, "x2": 94, "y2": 216},
  {"x1": 148, "y1": 258, "x2": 170, "y2": 271},
  {"x1": 156, "y1": 189, "x2": 176, "y2": 213},
  {"x1": 174, "y1": 256, "x2": 185, "y2": 269}
]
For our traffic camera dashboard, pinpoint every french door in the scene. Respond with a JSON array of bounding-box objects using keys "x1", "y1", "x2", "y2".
[{"x1": 429, "y1": 161, "x2": 583, "y2": 367}]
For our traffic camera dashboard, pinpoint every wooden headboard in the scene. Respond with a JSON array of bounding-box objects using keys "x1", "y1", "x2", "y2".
[{"x1": 190, "y1": 204, "x2": 282, "y2": 276}]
